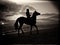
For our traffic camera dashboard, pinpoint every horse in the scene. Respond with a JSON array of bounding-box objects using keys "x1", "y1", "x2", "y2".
[{"x1": 14, "y1": 11, "x2": 40, "y2": 36}]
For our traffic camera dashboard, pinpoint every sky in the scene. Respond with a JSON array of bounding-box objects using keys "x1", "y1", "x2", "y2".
[
  {"x1": 0, "y1": 0, "x2": 59, "y2": 14},
  {"x1": 0, "y1": 0, "x2": 59, "y2": 20},
  {"x1": 8, "y1": 0, "x2": 59, "y2": 14}
]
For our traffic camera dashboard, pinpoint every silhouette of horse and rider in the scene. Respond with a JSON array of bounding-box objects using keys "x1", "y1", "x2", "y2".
[{"x1": 14, "y1": 9, "x2": 40, "y2": 36}]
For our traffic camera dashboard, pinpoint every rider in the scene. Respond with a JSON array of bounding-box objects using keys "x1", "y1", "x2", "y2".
[{"x1": 26, "y1": 9, "x2": 31, "y2": 19}]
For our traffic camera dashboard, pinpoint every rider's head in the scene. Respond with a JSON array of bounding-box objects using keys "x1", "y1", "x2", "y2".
[{"x1": 26, "y1": 9, "x2": 29, "y2": 12}]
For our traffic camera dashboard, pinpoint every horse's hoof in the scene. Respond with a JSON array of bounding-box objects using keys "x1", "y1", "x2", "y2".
[
  {"x1": 30, "y1": 33, "x2": 32, "y2": 35},
  {"x1": 21, "y1": 32, "x2": 24, "y2": 35},
  {"x1": 37, "y1": 32, "x2": 39, "y2": 34},
  {"x1": 22, "y1": 33, "x2": 24, "y2": 35}
]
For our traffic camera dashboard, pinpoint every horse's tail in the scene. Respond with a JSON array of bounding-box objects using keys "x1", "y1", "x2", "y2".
[{"x1": 14, "y1": 18, "x2": 19, "y2": 30}]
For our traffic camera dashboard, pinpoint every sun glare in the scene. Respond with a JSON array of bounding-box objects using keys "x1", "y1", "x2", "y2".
[
  {"x1": 7, "y1": 0, "x2": 48, "y2": 4},
  {"x1": 8, "y1": 0, "x2": 36, "y2": 4}
]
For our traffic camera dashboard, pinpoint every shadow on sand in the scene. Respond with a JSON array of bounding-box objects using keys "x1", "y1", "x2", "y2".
[{"x1": 0, "y1": 27, "x2": 58, "y2": 44}]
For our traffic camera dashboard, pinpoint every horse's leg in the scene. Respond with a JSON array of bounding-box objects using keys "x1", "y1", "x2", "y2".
[
  {"x1": 20, "y1": 27, "x2": 24, "y2": 34},
  {"x1": 18, "y1": 23, "x2": 24, "y2": 35},
  {"x1": 34, "y1": 25, "x2": 39, "y2": 34},
  {"x1": 17, "y1": 24, "x2": 22, "y2": 37},
  {"x1": 30, "y1": 25, "x2": 32, "y2": 35},
  {"x1": 18, "y1": 26, "x2": 20, "y2": 37}
]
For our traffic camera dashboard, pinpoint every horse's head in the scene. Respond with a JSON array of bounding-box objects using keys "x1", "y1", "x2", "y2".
[{"x1": 33, "y1": 11, "x2": 40, "y2": 16}]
